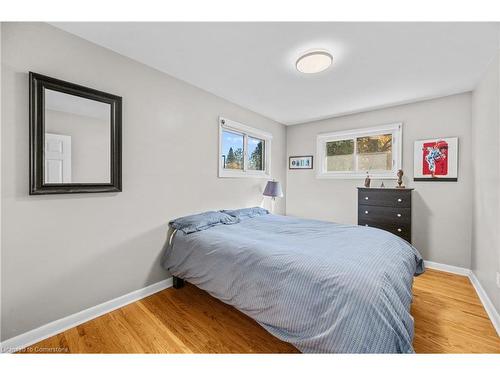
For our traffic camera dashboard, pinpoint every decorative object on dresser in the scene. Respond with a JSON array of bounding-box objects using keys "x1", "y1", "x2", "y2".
[
  {"x1": 364, "y1": 172, "x2": 371, "y2": 188},
  {"x1": 413, "y1": 137, "x2": 458, "y2": 181},
  {"x1": 357, "y1": 187, "x2": 413, "y2": 243},
  {"x1": 396, "y1": 169, "x2": 405, "y2": 188},
  {"x1": 289, "y1": 155, "x2": 313, "y2": 169}
]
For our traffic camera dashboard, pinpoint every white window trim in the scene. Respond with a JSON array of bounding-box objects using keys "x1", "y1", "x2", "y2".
[
  {"x1": 218, "y1": 117, "x2": 272, "y2": 178},
  {"x1": 316, "y1": 123, "x2": 402, "y2": 179}
]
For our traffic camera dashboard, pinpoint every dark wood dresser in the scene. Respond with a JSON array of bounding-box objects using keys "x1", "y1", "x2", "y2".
[{"x1": 357, "y1": 187, "x2": 413, "y2": 243}]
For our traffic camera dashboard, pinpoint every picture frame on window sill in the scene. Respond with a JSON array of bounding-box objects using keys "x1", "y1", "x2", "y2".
[{"x1": 289, "y1": 155, "x2": 313, "y2": 170}]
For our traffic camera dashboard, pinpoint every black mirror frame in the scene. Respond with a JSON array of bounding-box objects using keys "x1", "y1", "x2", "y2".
[{"x1": 29, "y1": 72, "x2": 122, "y2": 195}]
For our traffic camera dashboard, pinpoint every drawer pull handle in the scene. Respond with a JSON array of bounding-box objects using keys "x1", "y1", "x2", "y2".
[
  {"x1": 397, "y1": 198, "x2": 402, "y2": 202},
  {"x1": 365, "y1": 197, "x2": 369, "y2": 200},
  {"x1": 397, "y1": 228, "x2": 402, "y2": 232},
  {"x1": 397, "y1": 213, "x2": 402, "y2": 217},
  {"x1": 364, "y1": 210, "x2": 369, "y2": 214}
]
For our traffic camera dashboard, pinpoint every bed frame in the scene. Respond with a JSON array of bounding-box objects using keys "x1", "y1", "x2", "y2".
[
  {"x1": 173, "y1": 276, "x2": 185, "y2": 289},
  {"x1": 168, "y1": 227, "x2": 185, "y2": 289}
]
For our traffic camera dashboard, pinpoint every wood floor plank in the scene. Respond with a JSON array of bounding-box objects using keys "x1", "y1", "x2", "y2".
[{"x1": 23, "y1": 269, "x2": 500, "y2": 353}]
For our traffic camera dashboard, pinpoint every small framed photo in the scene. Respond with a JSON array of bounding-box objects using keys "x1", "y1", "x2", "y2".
[
  {"x1": 289, "y1": 155, "x2": 313, "y2": 170},
  {"x1": 413, "y1": 137, "x2": 458, "y2": 181}
]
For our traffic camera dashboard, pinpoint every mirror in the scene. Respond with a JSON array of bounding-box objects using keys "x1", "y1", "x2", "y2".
[
  {"x1": 30, "y1": 72, "x2": 122, "y2": 194},
  {"x1": 44, "y1": 89, "x2": 112, "y2": 184}
]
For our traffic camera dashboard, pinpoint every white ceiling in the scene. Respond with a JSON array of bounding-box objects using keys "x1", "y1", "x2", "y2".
[{"x1": 52, "y1": 22, "x2": 499, "y2": 125}]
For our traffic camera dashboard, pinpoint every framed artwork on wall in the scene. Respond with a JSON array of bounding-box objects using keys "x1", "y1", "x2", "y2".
[
  {"x1": 289, "y1": 155, "x2": 313, "y2": 169},
  {"x1": 413, "y1": 137, "x2": 458, "y2": 181}
]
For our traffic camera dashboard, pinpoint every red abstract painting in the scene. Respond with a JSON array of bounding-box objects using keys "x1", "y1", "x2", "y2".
[{"x1": 422, "y1": 140, "x2": 448, "y2": 177}]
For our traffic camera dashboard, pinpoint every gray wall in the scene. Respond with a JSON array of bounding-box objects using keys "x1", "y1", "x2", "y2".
[
  {"x1": 1, "y1": 23, "x2": 286, "y2": 341},
  {"x1": 286, "y1": 93, "x2": 473, "y2": 268},
  {"x1": 471, "y1": 52, "x2": 500, "y2": 313},
  {"x1": 0, "y1": 22, "x2": 3, "y2": 345}
]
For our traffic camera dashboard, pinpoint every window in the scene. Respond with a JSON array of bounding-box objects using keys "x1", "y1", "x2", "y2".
[
  {"x1": 219, "y1": 117, "x2": 272, "y2": 178},
  {"x1": 317, "y1": 123, "x2": 402, "y2": 179},
  {"x1": 247, "y1": 136, "x2": 265, "y2": 171},
  {"x1": 221, "y1": 130, "x2": 244, "y2": 170}
]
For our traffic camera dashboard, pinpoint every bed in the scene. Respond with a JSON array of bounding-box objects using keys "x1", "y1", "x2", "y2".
[{"x1": 161, "y1": 209, "x2": 424, "y2": 353}]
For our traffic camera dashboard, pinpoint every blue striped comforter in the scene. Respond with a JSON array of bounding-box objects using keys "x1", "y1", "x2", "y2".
[{"x1": 162, "y1": 214, "x2": 424, "y2": 353}]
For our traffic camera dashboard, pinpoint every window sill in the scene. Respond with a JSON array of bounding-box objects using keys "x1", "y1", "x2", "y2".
[
  {"x1": 219, "y1": 170, "x2": 271, "y2": 179},
  {"x1": 316, "y1": 172, "x2": 397, "y2": 179}
]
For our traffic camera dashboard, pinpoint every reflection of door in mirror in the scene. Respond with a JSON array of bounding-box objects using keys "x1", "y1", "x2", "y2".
[
  {"x1": 45, "y1": 133, "x2": 72, "y2": 183},
  {"x1": 44, "y1": 89, "x2": 111, "y2": 184}
]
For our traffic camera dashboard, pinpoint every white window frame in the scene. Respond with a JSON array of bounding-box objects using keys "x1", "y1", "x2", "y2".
[
  {"x1": 316, "y1": 123, "x2": 402, "y2": 179},
  {"x1": 218, "y1": 117, "x2": 272, "y2": 178}
]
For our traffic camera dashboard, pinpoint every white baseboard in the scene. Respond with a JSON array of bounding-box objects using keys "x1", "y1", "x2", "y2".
[
  {"x1": 424, "y1": 260, "x2": 471, "y2": 276},
  {"x1": 0, "y1": 277, "x2": 173, "y2": 353},
  {"x1": 424, "y1": 260, "x2": 499, "y2": 337},
  {"x1": 469, "y1": 272, "x2": 500, "y2": 337}
]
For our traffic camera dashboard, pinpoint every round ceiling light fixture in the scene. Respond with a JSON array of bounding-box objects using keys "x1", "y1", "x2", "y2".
[{"x1": 296, "y1": 50, "x2": 333, "y2": 74}]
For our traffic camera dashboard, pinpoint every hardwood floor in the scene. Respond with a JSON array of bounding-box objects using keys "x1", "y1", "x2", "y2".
[
  {"x1": 411, "y1": 269, "x2": 500, "y2": 353},
  {"x1": 22, "y1": 269, "x2": 500, "y2": 353}
]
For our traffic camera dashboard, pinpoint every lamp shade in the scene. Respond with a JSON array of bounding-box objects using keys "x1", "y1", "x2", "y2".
[{"x1": 263, "y1": 180, "x2": 283, "y2": 198}]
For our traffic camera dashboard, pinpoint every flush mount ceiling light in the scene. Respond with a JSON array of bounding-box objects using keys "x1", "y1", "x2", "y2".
[{"x1": 296, "y1": 50, "x2": 333, "y2": 74}]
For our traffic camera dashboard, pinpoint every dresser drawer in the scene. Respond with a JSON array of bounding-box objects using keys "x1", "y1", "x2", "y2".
[
  {"x1": 359, "y1": 220, "x2": 411, "y2": 242},
  {"x1": 358, "y1": 205, "x2": 411, "y2": 225},
  {"x1": 358, "y1": 189, "x2": 411, "y2": 208}
]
